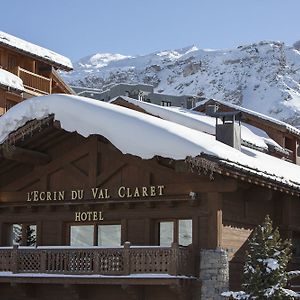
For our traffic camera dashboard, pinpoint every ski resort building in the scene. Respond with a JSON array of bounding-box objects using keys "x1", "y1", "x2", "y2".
[
  {"x1": 0, "y1": 31, "x2": 74, "y2": 116},
  {"x1": 194, "y1": 99, "x2": 300, "y2": 165},
  {"x1": 73, "y1": 83, "x2": 197, "y2": 108},
  {"x1": 0, "y1": 94, "x2": 300, "y2": 299}
]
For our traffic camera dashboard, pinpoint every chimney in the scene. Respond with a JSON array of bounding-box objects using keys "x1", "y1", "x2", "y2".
[
  {"x1": 205, "y1": 103, "x2": 242, "y2": 150},
  {"x1": 205, "y1": 103, "x2": 219, "y2": 116}
]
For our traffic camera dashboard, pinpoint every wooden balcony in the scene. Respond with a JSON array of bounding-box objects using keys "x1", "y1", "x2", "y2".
[
  {"x1": 0, "y1": 242, "x2": 195, "y2": 277},
  {"x1": 17, "y1": 67, "x2": 52, "y2": 95}
]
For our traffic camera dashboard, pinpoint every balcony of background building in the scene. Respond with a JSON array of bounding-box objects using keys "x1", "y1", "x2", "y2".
[{"x1": 17, "y1": 66, "x2": 52, "y2": 95}]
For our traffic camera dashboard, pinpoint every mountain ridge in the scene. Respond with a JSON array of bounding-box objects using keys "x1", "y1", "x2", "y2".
[{"x1": 62, "y1": 41, "x2": 300, "y2": 127}]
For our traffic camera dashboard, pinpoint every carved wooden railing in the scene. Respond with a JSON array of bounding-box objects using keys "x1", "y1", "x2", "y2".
[
  {"x1": 17, "y1": 67, "x2": 52, "y2": 95},
  {"x1": 0, "y1": 243, "x2": 195, "y2": 276}
]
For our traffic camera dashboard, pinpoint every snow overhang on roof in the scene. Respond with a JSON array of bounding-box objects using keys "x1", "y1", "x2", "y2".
[
  {"x1": 0, "y1": 69, "x2": 24, "y2": 92},
  {"x1": 1, "y1": 94, "x2": 300, "y2": 194},
  {"x1": 110, "y1": 96, "x2": 283, "y2": 153},
  {"x1": 0, "y1": 31, "x2": 73, "y2": 71},
  {"x1": 194, "y1": 99, "x2": 300, "y2": 137}
]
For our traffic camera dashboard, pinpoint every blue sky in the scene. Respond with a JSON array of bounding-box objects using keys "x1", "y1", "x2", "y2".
[{"x1": 1, "y1": 0, "x2": 300, "y2": 62}]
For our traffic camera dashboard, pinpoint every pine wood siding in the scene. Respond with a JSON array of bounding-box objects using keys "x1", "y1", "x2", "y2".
[{"x1": 0, "y1": 41, "x2": 73, "y2": 115}]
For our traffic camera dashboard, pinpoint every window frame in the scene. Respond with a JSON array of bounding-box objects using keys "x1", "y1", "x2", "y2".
[
  {"x1": 7, "y1": 222, "x2": 37, "y2": 247},
  {"x1": 161, "y1": 101, "x2": 172, "y2": 107},
  {"x1": 67, "y1": 221, "x2": 122, "y2": 247},
  {"x1": 155, "y1": 218, "x2": 193, "y2": 247}
]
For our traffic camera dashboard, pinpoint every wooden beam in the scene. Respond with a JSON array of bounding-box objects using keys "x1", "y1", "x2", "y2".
[
  {"x1": 206, "y1": 192, "x2": 223, "y2": 249},
  {"x1": 164, "y1": 178, "x2": 238, "y2": 194},
  {"x1": 0, "y1": 146, "x2": 50, "y2": 165},
  {"x1": 64, "y1": 164, "x2": 88, "y2": 185},
  {"x1": 88, "y1": 136, "x2": 98, "y2": 186},
  {"x1": 96, "y1": 163, "x2": 127, "y2": 186},
  {"x1": 3, "y1": 140, "x2": 90, "y2": 191},
  {"x1": 280, "y1": 194, "x2": 293, "y2": 239}
]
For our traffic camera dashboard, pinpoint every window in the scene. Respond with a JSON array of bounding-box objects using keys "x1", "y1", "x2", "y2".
[
  {"x1": 285, "y1": 137, "x2": 295, "y2": 152},
  {"x1": 8, "y1": 55, "x2": 17, "y2": 72},
  {"x1": 159, "y1": 221, "x2": 174, "y2": 246},
  {"x1": 186, "y1": 99, "x2": 196, "y2": 109},
  {"x1": 157, "y1": 219, "x2": 192, "y2": 246},
  {"x1": 98, "y1": 225, "x2": 121, "y2": 247},
  {"x1": 8, "y1": 223, "x2": 37, "y2": 246},
  {"x1": 69, "y1": 224, "x2": 121, "y2": 247},
  {"x1": 161, "y1": 101, "x2": 171, "y2": 107},
  {"x1": 179, "y1": 219, "x2": 193, "y2": 246},
  {"x1": 70, "y1": 225, "x2": 94, "y2": 246}
]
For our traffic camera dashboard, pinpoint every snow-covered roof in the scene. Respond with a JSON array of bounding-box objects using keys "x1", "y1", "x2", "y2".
[
  {"x1": 0, "y1": 69, "x2": 24, "y2": 92},
  {"x1": 0, "y1": 31, "x2": 73, "y2": 71},
  {"x1": 195, "y1": 98, "x2": 300, "y2": 136},
  {"x1": 1, "y1": 94, "x2": 300, "y2": 192},
  {"x1": 110, "y1": 96, "x2": 282, "y2": 152}
]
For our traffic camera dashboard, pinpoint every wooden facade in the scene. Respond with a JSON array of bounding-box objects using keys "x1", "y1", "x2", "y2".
[
  {"x1": 0, "y1": 113, "x2": 300, "y2": 299},
  {"x1": 0, "y1": 32, "x2": 73, "y2": 116}
]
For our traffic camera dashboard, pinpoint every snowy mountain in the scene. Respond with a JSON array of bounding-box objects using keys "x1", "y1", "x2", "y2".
[{"x1": 62, "y1": 41, "x2": 300, "y2": 127}]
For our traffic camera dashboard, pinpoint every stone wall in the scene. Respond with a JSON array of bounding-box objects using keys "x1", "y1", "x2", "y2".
[{"x1": 199, "y1": 249, "x2": 229, "y2": 300}]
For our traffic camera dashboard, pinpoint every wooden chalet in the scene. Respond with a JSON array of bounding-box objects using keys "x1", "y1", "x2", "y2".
[
  {"x1": 0, "y1": 94, "x2": 300, "y2": 300},
  {"x1": 194, "y1": 99, "x2": 300, "y2": 165},
  {"x1": 0, "y1": 31, "x2": 74, "y2": 115}
]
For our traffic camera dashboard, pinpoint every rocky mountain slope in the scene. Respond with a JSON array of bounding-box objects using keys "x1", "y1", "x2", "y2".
[{"x1": 62, "y1": 41, "x2": 300, "y2": 127}]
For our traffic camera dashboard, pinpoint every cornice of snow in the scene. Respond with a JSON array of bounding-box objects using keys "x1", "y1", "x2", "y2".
[
  {"x1": 1, "y1": 94, "x2": 300, "y2": 192},
  {"x1": 0, "y1": 31, "x2": 72, "y2": 71}
]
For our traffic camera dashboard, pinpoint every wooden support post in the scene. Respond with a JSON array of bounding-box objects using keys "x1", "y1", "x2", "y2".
[
  {"x1": 281, "y1": 194, "x2": 293, "y2": 239},
  {"x1": 88, "y1": 136, "x2": 98, "y2": 187},
  {"x1": 11, "y1": 244, "x2": 19, "y2": 273},
  {"x1": 207, "y1": 192, "x2": 223, "y2": 249},
  {"x1": 40, "y1": 250, "x2": 47, "y2": 273},
  {"x1": 93, "y1": 251, "x2": 100, "y2": 274},
  {"x1": 169, "y1": 242, "x2": 179, "y2": 275},
  {"x1": 123, "y1": 241, "x2": 131, "y2": 275}
]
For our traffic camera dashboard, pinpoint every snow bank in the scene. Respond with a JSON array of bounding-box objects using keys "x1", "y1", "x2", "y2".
[
  {"x1": 110, "y1": 96, "x2": 280, "y2": 151},
  {"x1": 221, "y1": 291, "x2": 249, "y2": 299},
  {"x1": 0, "y1": 69, "x2": 24, "y2": 91},
  {"x1": 1, "y1": 94, "x2": 300, "y2": 189},
  {"x1": 0, "y1": 31, "x2": 72, "y2": 70}
]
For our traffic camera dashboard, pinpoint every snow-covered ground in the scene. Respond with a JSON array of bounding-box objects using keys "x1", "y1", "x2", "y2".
[
  {"x1": 62, "y1": 41, "x2": 300, "y2": 127},
  {"x1": 1, "y1": 94, "x2": 300, "y2": 191}
]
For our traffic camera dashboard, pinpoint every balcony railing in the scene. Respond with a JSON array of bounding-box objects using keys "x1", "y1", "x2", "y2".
[
  {"x1": 17, "y1": 67, "x2": 52, "y2": 95},
  {"x1": 0, "y1": 242, "x2": 195, "y2": 277}
]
